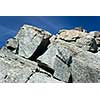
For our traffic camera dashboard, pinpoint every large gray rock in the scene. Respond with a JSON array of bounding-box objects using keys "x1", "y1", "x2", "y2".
[
  {"x1": 71, "y1": 58, "x2": 100, "y2": 83},
  {"x1": 89, "y1": 31, "x2": 100, "y2": 47},
  {"x1": 61, "y1": 39, "x2": 100, "y2": 82},
  {"x1": 15, "y1": 24, "x2": 52, "y2": 58},
  {"x1": 59, "y1": 39, "x2": 100, "y2": 82},
  {"x1": 5, "y1": 24, "x2": 52, "y2": 59},
  {"x1": 38, "y1": 38, "x2": 100, "y2": 83},
  {"x1": 1, "y1": 24, "x2": 100, "y2": 83},
  {"x1": 0, "y1": 47, "x2": 39, "y2": 83},
  {"x1": 27, "y1": 72, "x2": 63, "y2": 83},
  {"x1": 94, "y1": 32, "x2": 100, "y2": 47},
  {"x1": 53, "y1": 56, "x2": 71, "y2": 82},
  {"x1": 57, "y1": 29, "x2": 87, "y2": 41},
  {"x1": 0, "y1": 47, "x2": 63, "y2": 83},
  {"x1": 71, "y1": 51, "x2": 100, "y2": 83},
  {"x1": 76, "y1": 36, "x2": 98, "y2": 53},
  {"x1": 58, "y1": 29, "x2": 98, "y2": 53},
  {"x1": 37, "y1": 39, "x2": 76, "y2": 82}
]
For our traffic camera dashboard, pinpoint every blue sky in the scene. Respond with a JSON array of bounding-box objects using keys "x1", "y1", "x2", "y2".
[{"x1": 0, "y1": 16, "x2": 100, "y2": 47}]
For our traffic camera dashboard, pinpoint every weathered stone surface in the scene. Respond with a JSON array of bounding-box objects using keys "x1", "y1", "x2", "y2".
[
  {"x1": 94, "y1": 31, "x2": 100, "y2": 37},
  {"x1": 58, "y1": 29, "x2": 98, "y2": 53},
  {"x1": 95, "y1": 50, "x2": 100, "y2": 56},
  {"x1": 6, "y1": 38, "x2": 18, "y2": 53},
  {"x1": 16, "y1": 25, "x2": 52, "y2": 58},
  {"x1": 71, "y1": 51, "x2": 100, "y2": 83},
  {"x1": 6, "y1": 38, "x2": 18, "y2": 49},
  {"x1": 37, "y1": 39, "x2": 77, "y2": 82},
  {"x1": 53, "y1": 56, "x2": 71, "y2": 82},
  {"x1": 0, "y1": 47, "x2": 39, "y2": 83},
  {"x1": 11, "y1": 24, "x2": 52, "y2": 59},
  {"x1": 49, "y1": 35, "x2": 57, "y2": 43},
  {"x1": 61, "y1": 39, "x2": 100, "y2": 82},
  {"x1": 76, "y1": 37, "x2": 98, "y2": 53},
  {"x1": 89, "y1": 31, "x2": 100, "y2": 47},
  {"x1": 1, "y1": 24, "x2": 100, "y2": 83},
  {"x1": 0, "y1": 47, "x2": 62, "y2": 83},
  {"x1": 38, "y1": 38, "x2": 100, "y2": 83},
  {"x1": 57, "y1": 29, "x2": 87, "y2": 41},
  {"x1": 94, "y1": 32, "x2": 100, "y2": 47},
  {"x1": 27, "y1": 72, "x2": 63, "y2": 83},
  {"x1": 95, "y1": 37, "x2": 100, "y2": 46}
]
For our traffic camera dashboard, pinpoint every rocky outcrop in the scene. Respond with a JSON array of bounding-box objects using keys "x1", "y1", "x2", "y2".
[
  {"x1": 57, "y1": 29, "x2": 87, "y2": 42},
  {"x1": 6, "y1": 25, "x2": 52, "y2": 59},
  {"x1": 0, "y1": 24, "x2": 100, "y2": 83}
]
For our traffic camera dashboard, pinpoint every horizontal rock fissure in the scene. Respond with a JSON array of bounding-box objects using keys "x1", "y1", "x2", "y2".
[
  {"x1": 29, "y1": 38, "x2": 50, "y2": 61},
  {"x1": 97, "y1": 44, "x2": 100, "y2": 47},
  {"x1": 88, "y1": 48, "x2": 98, "y2": 53},
  {"x1": 7, "y1": 46, "x2": 15, "y2": 51},
  {"x1": 53, "y1": 76, "x2": 64, "y2": 82},
  {"x1": 60, "y1": 37, "x2": 80, "y2": 42}
]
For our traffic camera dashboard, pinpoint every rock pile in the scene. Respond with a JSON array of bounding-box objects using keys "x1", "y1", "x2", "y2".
[{"x1": 0, "y1": 25, "x2": 100, "y2": 83}]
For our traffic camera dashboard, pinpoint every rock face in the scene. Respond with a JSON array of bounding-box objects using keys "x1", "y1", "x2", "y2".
[
  {"x1": 27, "y1": 72, "x2": 63, "y2": 83},
  {"x1": 7, "y1": 25, "x2": 52, "y2": 59},
  {"x1": 57, "y1": 29, "x2": 87, "y2": 41},
  {"x1": 37, "y1": 40, "x2": 72, "y2": 82},
  {"x1": 0, "y1": 24, "x2": 100, "y2": 83}
]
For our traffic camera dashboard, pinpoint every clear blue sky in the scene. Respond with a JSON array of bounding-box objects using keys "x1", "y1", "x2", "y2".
[{"x1": 0, "y1": 16, "x2": 100, "y2": 47}]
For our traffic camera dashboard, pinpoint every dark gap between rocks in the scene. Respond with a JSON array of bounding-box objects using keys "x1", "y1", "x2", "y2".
[
  {"x1": 37, "y1": 60, "x2": 54, "y2": 75},
  {"x1": 56, "y1": 55, "x2": 72, "y2": 67},
  {"x1": 15, "y1": 44, "x2": 19, "y2": 54},
  {"x1": 88, "y1": 38, "x2": 98, "y2": 53},
  {"x1": 53, "y1": 76, "x2": 65, "y2": 82},
  {"x1": 7, "y1": 46, "x2": 15, "y2": 51},
  {"x1": 25, "y1": 71, "x2": 34, "y2": 83},
  {"x1": 68, "y1": 74, "x2": 73, "y2": 83},
  {"x1": 67, "y1": 56, "x2": 72, "y2": 67},
  {"x1": 97, "y1": 44, "x2": 100, "y2": 47},
  {"x1": 60, "y1": 37, "x2": 80, "y2": 42},
  {"x1": 29, "y1": 38, "x2": 50, "y2": 61},
  {"x1": 60, "y1": 38, "x2": 76, "y2": 42},
  {"x1": 56, "y1": 55, "x2": 66, "y2": 64},
  {"x1": 4, "y1": 75, "x2": 8, "y2": 79},
  {"x1": 35, "y1": 68, "x2": 51, "y2": 77}
]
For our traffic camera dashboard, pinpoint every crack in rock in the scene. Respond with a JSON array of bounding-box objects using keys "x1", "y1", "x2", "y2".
[
  {"x1": 25, "y1": 71, "x2": 35, "y2": 83},
  {"x1": 37, "y1": 60, "x2": 54, "y2": 75},
  {"x1": 29, "y1": 38, "x2": 50, "y2": 61},
  {"x1": 68, "y1": 74, "x2": 73, "y2": 83},
  {"x1": 35, "y1": 68, "x2": 51, "y2": 77}
]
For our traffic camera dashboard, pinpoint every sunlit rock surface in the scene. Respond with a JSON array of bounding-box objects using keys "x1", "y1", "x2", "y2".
[{"x1": 0, "y1": 25, "x2": 100, "y2": 83}]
